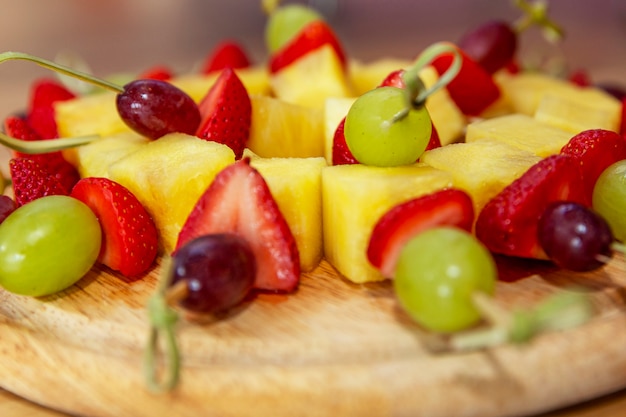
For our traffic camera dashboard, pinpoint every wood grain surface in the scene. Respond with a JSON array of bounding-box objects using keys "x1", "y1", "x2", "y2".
[{"x1": 0, "y1": 253, "x2": 625, "y2": 417}]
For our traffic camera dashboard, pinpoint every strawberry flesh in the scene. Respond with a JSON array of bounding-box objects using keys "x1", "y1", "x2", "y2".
[
  {"x1": 560, "y1": 128, "x2": 626, "y2": 205},
  {"x1": 367, "y1": 188, "x2": 474, "y2": 278},
  {"x1": 201, "y1": 40, "x2": 251, "y2": 74},
  {"x1": 138, "y1": 65, "x2": 174, "y2": 81},
  {"x1": 70, "y1": 177, "x2": 158, "y2": 278},
  {"x1": 331, "y1": 117, "x2": 358, "y2": 165},
  {"x1": 195, "y1": 68, "x2": 251, "y2": 159},
  {"x1": 475, "y1": 154, "x2": 587, "y2": 259},
  {"x1": 176, "y1": 158, "x2": 300, "y2": 293},
  {"x1": 9, "y1": 157, "x2": 68, "y2": 206},
  {"x1": 26, "y1": 78, "x2": 76, "y2": 139}
]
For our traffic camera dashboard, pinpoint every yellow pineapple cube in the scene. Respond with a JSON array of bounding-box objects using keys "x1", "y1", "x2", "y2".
[
  {"x1": 55, "y1": 92, "x2": 131, "y2": 138},
  {"x1": 248, "y1": 94, "x2": 324, "y2": 158},
  {"x1": 270, "y1": 44, "x2": 353, "y2": 109},
  {"x1": 107, "y1": 133, "x2": 235, "y2": 253},
  {"x1": 348, "y1": 58, "x2": 412, "y2": 95},
  {"x1": 73, "y1": 132, "x2": 149, "y2": 178},
  {"x1": 420, "y1": 138, "x2": 541, "y2": 213},
  {"x1": 322, "y1": 163, "x2": 454, "y2": 283},
  {"x1": 171, "y1": 66, "x2": 270, "y2": 102},
  {"x1": 465, "y1": 113, "x2": 572, "y2": 157},
  {"x1": 323, "y1": 97, "x2": 356, "y2": 164},
  {"x1": 534, "y1": 93, "x2": 621, "y2": 134},
  {"x1": 246, "y1": 153, "x2": 327, "y2": 271}
]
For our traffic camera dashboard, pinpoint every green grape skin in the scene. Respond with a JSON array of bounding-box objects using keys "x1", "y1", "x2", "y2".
[
  {"x1": 265, "y1": 4, "x2": 322, "y2": 53},
  {"x1": 394, "y1": 227, "x2": 497, "y2": 333},
  {"x1": 592, "y1": 160, "x2": 626, "y2": 242},
  {"x1": 0, "y1": 195, "x2": 102, "y2": 297},
  {"x1": 344, "y1": 87, "x2": 432, "y2": 167}
]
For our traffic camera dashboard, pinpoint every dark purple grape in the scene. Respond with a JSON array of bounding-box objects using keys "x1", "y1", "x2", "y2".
[
  {"x1": 538, "y1": 201, "x2": 614, "y2": 272},
  {"x1": 116, "y1": 79, "x2": 201, "y2": 140},
  {"x1": 595, "y1": 83, "x2": 626, "y2": 101},
  {"x1": 458, "y1": 20, "x2": 517, "y2": 74},
  {"x1": 0, "y1": 195, "x2": 17, "y2": 224},
  {"x1": 170, "y1": 233, "x2": 256, "y2": 314}
]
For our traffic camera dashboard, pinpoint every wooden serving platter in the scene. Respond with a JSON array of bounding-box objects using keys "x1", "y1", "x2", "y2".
[{"x1": 0, "y1": 253, "x2": 625, "y2": 417}]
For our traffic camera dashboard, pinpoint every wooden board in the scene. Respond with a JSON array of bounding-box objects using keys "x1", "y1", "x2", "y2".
[{"x1": 0, "y1": 254, "x2": 625, "y2": 417}]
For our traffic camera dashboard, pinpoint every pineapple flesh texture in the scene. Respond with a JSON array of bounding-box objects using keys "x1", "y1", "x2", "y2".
[
  {"x1": 270, "y1": 44, "x2": 353, "y2": 110},
  {"x1": 55, "y1": 92, "x2": 131, "y2": 138},
  {"x1": 323, "y1": 97, "x2": 356, "y2": 164},
  {"x1": 322, "y1": 163, "x2": 454, "y2": 283},
  {"x1": 107, "y1": 133, "x2": 235, "y2": 253},
  {"x1": 248, "y1": 94, "x2": 324, "y2": 158},
  {"x1": 72, "y1": 132, "x2": 150, "y2": 178},
  {"x1": 247, "y1": 153, "x2": 327, "y2": 271},
  {"x1": 465, "y1": 113, "x2": 572, "y2": 158},
  {"x1": 420, "y1": 138, "x2": 541, "y2": 214},
  {"x1": 534, "y1": 93, "x2": 621, "y2": 134}
]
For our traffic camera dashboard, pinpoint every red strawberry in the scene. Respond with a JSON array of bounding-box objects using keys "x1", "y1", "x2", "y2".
[
  {"x1": 9, "y1": 157, "x2": 68, "y2": 206},
  {"x1": 620, "y1": 98, "x2": 626, "y2": 136},
  {"x1": 138, "y1": 65, "x2": 174, "y2": 81},
  {"x1": 26, "y1": 78, "x2": 76, "y2": 139},
  {"x1": 560, "y1": 129, "x2": 626, "y2": 205},
  {"x1": 70, "y1": 177, "x2": 158, "y2": 278},
  {"x1": 201, "y1": 40, "x2": 251, "y2": 74},
  {"x1": 332, "y1": 117, "x2": 358, "y2": 165},
  {"x1": 367, "y1": 188, "x2": 474, "y2": 278},
  {"x1": 475, "y1": 154, "x2": 587, "y2": 259},
  {"x1": 4, "y1": 115, "x2": 80, "y2": 193},
  {"x1": 269, "y1": 20, "x2": 346, "y2": 74},
  {"x1": 431, "y1": 44, "x2": 501, "y2": 116},
  {"x1": 176, "y1": 158, "x2": 300, "y2": 293},
  {"x1": 195, "y1": 67, "x2": 251, "y2": 159},
  {"x1": 568, "y1": 69, "x2": 591, "y2": 87}
]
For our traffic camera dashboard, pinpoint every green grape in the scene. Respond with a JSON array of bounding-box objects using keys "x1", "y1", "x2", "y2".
[
  {"x1": 592, "y1": 160, "x2": 626, "y2": 242},
  {"x1": 0, "y1": 195, "x2": 102, "y2": 297},
  {"x1": 344, "y1": 87, "x2": 432, "y2": 167},
  {"x1": 394, "y1": 227, "x2": 497, "y2": 333},
  {"x1": 265, "y1": 4, "x2": 322, "y2": 53}
]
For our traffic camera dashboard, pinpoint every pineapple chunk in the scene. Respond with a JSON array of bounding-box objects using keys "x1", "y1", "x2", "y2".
[
  {"x1": 348, "y1": 58, "x2": 412, "y2": 95},
  {"x1": 108, "y1": 133, "x2": 235, "y2": 253},
  {"x1": 171, "y1": 66, "x2": 270, "y2": 102},
  {"x1": 247, "y1": 153, "x2": 327, "y2": 271},
  {"x1": 73, "y1": 132, "x2": 150, "y2": 178},
  {"x1": 248, "y1": 94, "x2": 324, "y2": 158},
  {"x1": 420, "y1": 138, "x2": 541, "y2": 213},
  {"x1": 323, "y1": 97, "x2": 356, "y2": 164},
  {"x1": 270, "y1": 44, "x2": 353, "y2": 109},
  {"x1": 322, "y1": 163, "x2": 454, "y2": 283},
  {"x1": 465, "y1": 113, "x2": 572, "y2": 157},
  {"x1": 534, "y1": 93, "x2": 621, "y2": 134},
  {"x1": 55, "y1": 92, "x2": 131, "y2": 138}
]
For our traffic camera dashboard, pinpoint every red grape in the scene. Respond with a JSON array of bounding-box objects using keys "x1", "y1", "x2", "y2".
[
  {"x1": 457, "y1": 20, "x2": 517, "y2": 74},
  {"x1": 538, "y1": 201, "x2": 614, "y2": 271},
  {"x1": 169, "y1": 233, "x2": 256, "y2": 314},
  {"x1": 116, "y1": 79, "x2": 201, "y2": 140},
  {"x1": 0, "y1": 195, "x2": 17, "y2": 224}
]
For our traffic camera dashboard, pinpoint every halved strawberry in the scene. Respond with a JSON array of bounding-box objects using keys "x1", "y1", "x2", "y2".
[
  {"x1": 475, "y1": 154, "x2": 587, "y2": 259},
  {"x1": 331, "y1": 117, "x2": 358, "y2": 165},
  {"x1": 431, "y1": 44, "x2": 501, "y2": 116},
  {"x1": 195, "y1": 67, "x2": 251, "y2": 159},
  {"x1": 176, "y1": 158, "x2": 300, "y2": 293},
  {"x1": 4, "y1": 115, "x2": 80, "y2": 193},
  {"x1": 70, "y1": 177, "x2": 158, "y2": 278},
  {"x1": 367, "y1": 188, "x2": 474, "y2": 278},
  {"x1": 560, "y1": 129, "x2": 626, "y2": 205},
  {"x1": 26, "y1": 77, "x2": 76, "y2": 139},
  {"x1": 201, "y1": 40, "x2": 251, "y2": 74},
  {"x1": 269, "y1": 20, "x2": 346, "y2": 74},
  {"x1": 9, "y1": 157, "x2": 68, "y2": 206}
]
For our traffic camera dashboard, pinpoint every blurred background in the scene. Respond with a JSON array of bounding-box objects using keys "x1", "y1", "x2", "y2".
[{"x1": 0, "y1": 0, "x2": 625, "y2": 116}]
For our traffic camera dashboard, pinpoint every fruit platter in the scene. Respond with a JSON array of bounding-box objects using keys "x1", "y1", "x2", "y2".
[{"x1": 1, "y1": 1, "x2": 626, "y2": 416}]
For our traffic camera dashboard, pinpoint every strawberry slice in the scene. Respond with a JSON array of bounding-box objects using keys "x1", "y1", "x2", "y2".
[
  {"x1": 475, "y1": 154, "x2": 588, "y2": 259},
  {"x1": 367, "y1": 188, "x2": 474, "y2": 278},
  {"x1": 431, "y1": 44, "x2": 501, "y2": 116},
  {"x1": 331, "y1": 117, "x2": 358, "y2": 165},
  {"x1": 10, "y1": 157, "x2": 68, "y2": 207},
  {"x1": 201, "y1": 40, "x2": 251, "y2": 74},
  {"x1": 26, "y1": 77, "x2": 76, "y2": 139},
  {"x1": 195, "y1": 67, "x2": 251, "y2": 159},
  {"x1": 560, "y1": 129, "x2": 626, "y2": 205},
  {"x1": 176, "y1": 158, "x2": 300, "y2": 293},
  {"x1": 4, "y1": 115, "x2": 80, "y2": 193},
  {"x1": 70, "y1": 177, "x2": 158, "y2": 278},
  {"x1": 269, "y1": 20, "x2": 346, "y2": 74}
]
